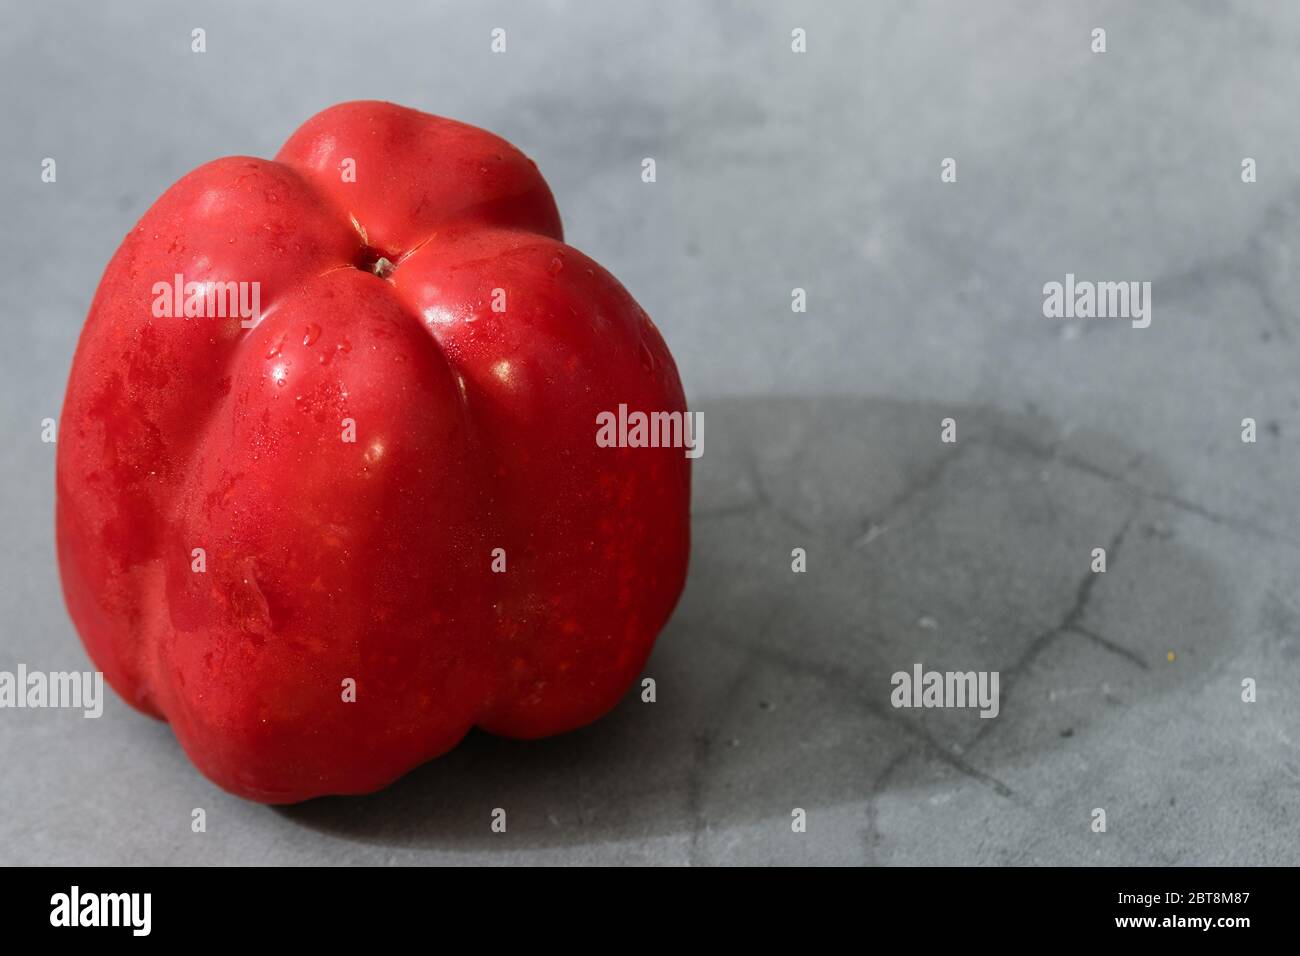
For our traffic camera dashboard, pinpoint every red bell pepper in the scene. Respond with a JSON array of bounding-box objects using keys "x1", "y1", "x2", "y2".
[{"x1": 56, "y1": 101, "x2": 690, "y2": 803}]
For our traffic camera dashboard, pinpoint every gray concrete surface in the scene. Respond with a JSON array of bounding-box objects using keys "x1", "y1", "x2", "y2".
[{"x1": 2, "y1": 0, "x2": 1299, "y2": 864}]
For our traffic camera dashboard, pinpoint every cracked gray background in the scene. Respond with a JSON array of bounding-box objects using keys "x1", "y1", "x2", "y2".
[{"x1": 2, "y1": 0, "x2": 1298, "y2": 865}]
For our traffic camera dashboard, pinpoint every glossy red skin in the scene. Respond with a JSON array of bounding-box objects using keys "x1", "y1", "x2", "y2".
[{"x1": 56, "y1": 101, "x2": 690, "y2": 803}]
